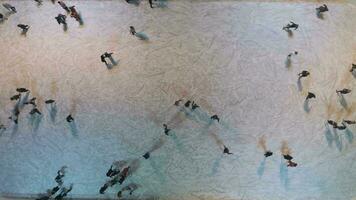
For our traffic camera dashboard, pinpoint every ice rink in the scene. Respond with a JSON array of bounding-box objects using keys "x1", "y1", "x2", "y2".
[{"x1": 0, "y1": 0, "x2": 355, "y2": 200}]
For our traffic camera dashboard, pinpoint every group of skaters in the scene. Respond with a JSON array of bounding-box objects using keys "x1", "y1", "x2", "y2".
[
  {"x1": 125, "y1": 0, "x2": 158, "y2": 9},
  {"x1": 36, "y1": 166, "x2": 73, "y2": 200},
  {"x1": 99, "y1": 160, "x2": 137, "y2": 199}
]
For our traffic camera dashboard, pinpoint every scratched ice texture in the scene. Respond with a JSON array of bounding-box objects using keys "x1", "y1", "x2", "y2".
[{"x1": 0, "y1": 0, "x2": 355, "y2": 200}]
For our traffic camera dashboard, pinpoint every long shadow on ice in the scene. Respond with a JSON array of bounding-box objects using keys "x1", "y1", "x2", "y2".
[
  {"x1": 333, "y1": 129, "x2": 342, "y2": 152},
  {"x1": 345, "y1": 128, "x2": 354, "y2": 144},
  {"x1": 303, "y1": 99, "x2": 311, "y2": 113},
  {"x1": 279, "y1": 158, "x2": 289, "y2": 190},
  {"x1": 257, "y1": 157, "x2": 266, "y2": 178},
  {"x1": 68, "y1": 121, "x2": 79, "y2": 137},
  {"x1": 29, "y1": 114, "x2": 43, "y2": 132},
  {"x1": 338, "y1": 95, "x2": 348, "y2": 109},
  {"x1": 324, "y1": 126, "x2": 334, "y2": 147},
  {"x1": 211, "y1": 155, "x2": 223, "y2": 175}
]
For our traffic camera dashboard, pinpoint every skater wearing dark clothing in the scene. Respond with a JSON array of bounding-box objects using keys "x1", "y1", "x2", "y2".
[
  {"x1": 287, "y1": 51, "x2": 298, "y2": 58},
  {"x1": 283, "y1": 21, "x2": 298, "y2": 31},
  {"x1": 18, "y1": 24, "x2": 30, "y2": 33},
  {"x1": 306, "y1": 92, "x2": 316, "y2": 100},
  {"x1": 184, "y1": 100, "x2": 191, "y2": 108},
  {"x1": 343, "y1": 119, "x2": 356, "y2": 125},
  {"x1": 16, "y1": 88, "x2": 29, "y2": 93},
  {"x1": 327, "y1": 120, "x2": 338, "y2": 128},
  {"x1": 30, "y1": 108, "x2": 42, "y2": 115},
  {"x1": 143, "y1": 152, "x2": 150, "y2": 159},
  {"x1": 350, "y1": 64, "x2": 356, "y2": 72},
  {"x1": 55, "y1": 14, "x2": 66, "y2": 25},
  {"x1": 211, "y1": 115, "x2": 220, "y2": 122},
  {"x1": 54, "y1": 184, "x2": 73, "y2": 200},
  {"x1": 298, "y1": 70, "x2": 310, "y2": 78},
  {"x1": 130, "y1": 26, "x2": 136, "y2": 35},
  {"x1": 100, "y1": 54, "x2": 107, "y2": 65},
  {"x1": 50, "y1": 186, "x2": 61, "y2": 195},
  {"x1": 148, "y1": 0, "x2": 153, "y2": 8},
  {"x1": 283, "y1": 154, "x2": 293, "y2": 161},
  {"x1": 336, "y1": 88, "x2": 351, "y2": 95},
  {"x1": 191, "y1": 101, "x2": 199, "y2": 110},
  {"x1": 66, "y1": 115, "x2": 74, "y2": 123},
  {"x1": 25, "y1": 97, "x2": 37, "y2": 106},
  {"x1": 117, "y1": 183, "x2": 138, "y2": 199},
  {"x1": 316, "y1": 4, "x2": 328, "y2": 13},
  {"x1": 55, "y1": 166, "x2": 66, "y2": 185},
  {"x1": 106, "y1": 165, "x2": 120, "y2": 177},
  {"x1": 336, "y1": 123, "x2": 347, "y2": 130},
  {"x1": 119, "y1": 166, "x2": 130, "y2": 185},
  {"x1": 163, "y1": 124, "x2": 170, "y2": 135},
  {"x1": 287, "y1": 160, "x2": 298, "y2": 167},
  {"x1": 223, "y1": 146, "x2": 233, "y2": 155},
  {"x1": 58, "y1": 1, "x2": 70, "y2": 13},
  {"x1": 69, "y1": 6, "x2": 80, "y2": 21},
  {"x1": 264, "y1": 150, "x2": 273, "y2": 157},
  {"x1": 99, "y1": 183, "x2": 109, "y2": 194},
  {"x1": 104, "y1": 52, "x2": 113, "y2": 59},
  {"x1": 45, "y1": 99, "x2": 55, "y2": 104},
  {"x1": 10, "y1": 94, "x2": 21, "y2": 101},
  {"x1": 174, "y1": 99, "x2": 182, "y2": 106},
  {"x1": 2, "y1": 3, "x2": 16, "y2": 13}
]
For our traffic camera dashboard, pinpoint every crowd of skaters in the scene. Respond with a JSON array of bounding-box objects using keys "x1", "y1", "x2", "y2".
[{"x1": 0, "y1": 1, "x2": 355, "y2": 199}]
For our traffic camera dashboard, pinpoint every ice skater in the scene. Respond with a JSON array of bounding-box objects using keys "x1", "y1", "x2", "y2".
[
  {"x1": 184, "y1": 100, "x2": 191, "y2": 108},
  {"x1": 10, "y1": 94, "x2": 21, "y2": 101},
  {"x1": 350, "y1": 64, "x2": 356, "y2": 73},
  {"x1": 191, "y1": 101, "x2": 199, "y2": 110},
  {"x1": 163, "y1": 124, "x2": 170, "y2": 135},
  {"x1": 2, "y1": 3, "x2": 16, "y2": 13},
  {"x1": 174, "y1": 99, "x2": 182, "y2": 106},
  {"x1": 118, "y1": 166, "x2": 130, "y2": 185},
  {"x1": 343, "y1": 119, "x2": 356, "y2": 125},
  {"x1": 327, "y1": 120, "x2": 338, "y2": 128},
  {"x1": 211, "y1": 115, "x2": 220, "y2": 122},
  {"x1": 298, "y1": 70, "x2": 310, "y2": 79},
  {"x1": 305, "y1": 92, "x2": 316, "y2": 100},
  {"x1": 69, "y1": 6, "x2": 81, "y2": 22},
  {"x1": 283, "y1": 21, "x2": 298, "y2": 31},
  {"x1": 101, "y1": 52, "x2": 115, "y2": 67},
  {"x1": 223, "y1": 145, "x2": 233, "y2": 155},
  {"x1": 117, "y1": 183, "x2": 138, "y2": 199},
  {"x1": 58, "y1": 1, "x2": 70, "y2": 13},
  {"x1": 16, "y1": 88, "x2": 29, "y2": 93},
  {"x1": 336, "y1": 88, "x2": 351, "y2": 95},
  {"x1": 148, "y1": 0, "x2": 154, "y2": 8},
  {"x1": 54, "y1": 184, "x2": 73, "y2": 200},
  {"x1": 49, "y1": 185, "x2": 61, "y2": 195},
  {"x1": 287, "y1": 51, "x2": 298, "y2": 58},
  {"x1": 34, "y1": 0, "x2": 43, "y2": 5},
  {"x1": 130, "y1": 26, "x2": 149, "y2": 40},
  {"x1": 30, "y1": 107, "x2": 42, "y2": 115},
  {"x1": 283, "y1": 154, "x2": 293, "y2": 161},
  {"x1": 66, "y1": 114, "x2": 74, "y2": 123},
  {"x1": 18, "y1": 24, "x2": 30, "y2": 34},
  {"x1": 316, "y1": 4, "x2": 328, "y2": 13},
  {"x1": 45, "y1": 99, "x2": 55, "y2": 104},
  {"x1": 336, "y1": 123, "x2": 347, "y2": 130},
  {"x1": 143, "y1": 152, "x2": 150, "y2": 159},
  {"x1": 106, "y1": 165, "x2": 120, "y2": 178},
  {"x1": 55, "y1": 14, "x2": 66, "y2": 25},
  {"x1": 55, "y1": 166, "x2": 67, "y2": 185},
  {"x1": 0, "y1": 13, "x2": 7, "y2": 21},
  {"x1": 287, "y1": 160, "x2": 298, "y2": 167},
  {"x1": 100, "y1": 54, "x2": 107, "y2": 65},
  {"x1": 264, "y1": 150, "x2": 273, "y2": 157},
  {"x1": 25, "y1": 97, "x2": 37, "y2": 106}
]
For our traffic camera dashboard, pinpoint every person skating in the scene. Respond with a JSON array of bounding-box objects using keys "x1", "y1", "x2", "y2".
[
  {"x1": 10, "y1": 94, "x2": 21, "y2": 101},
  {"x1": 316, "y1": 4, "x2": 328, "y2": 13},
  {"x1": 283, "y1": 154, "x2": 293, "y2": 161},
  {"x1": 350, "y1": 64, "x2": 356, "y2": 72},
  {"x1": 100, "y1": 54, "x2": 107, "y2": 65},
  {"x1": 327, "y1": 120, "x2": 338, "y2": 128},
  {"x1": 211, "y1": 115, "x2": 220, "y2": 122},
  {"x1": 174, "y1": 99, "x2": 182, "y2": 106},
  {"x1": 143, "y1": 152, "x2": 150, "y2": 159},
  {"x1": 45, "y1": 99, "x2": 55, "y2": 104},
  {"x1": 283, "y1": 21, "x2": 299, "y2": 31},
  {"x1": 69, "y1": 6, "x2": 80, "y2": 21},
  {"x1": 49, "y1": 186, "x2": 61, "y2": 195},
  {"x1": 16, "y1": 88, "x2": 29, "y2": 93},
  {"x1": 191, "y1": 101, "x2": 199, "y2": 110},
  {"x1": 305, "y1": 92, "x2": 316, "y2": 100},
  {"x1": 343, "y1": 119, "x2": 356, "y2": 125},
  {"x1": 99, "y1": 183, "x2": 109, "y2": 194},
  {"x1": 119, "y1": 166, "x2": 130, "y2": 185},
  {"x1": 223, "y1": 145, "x2": 233, "y2": 155},
  {"x1": 163, "y1": 124, "x2": 170, "y2": 135},
  {"x1": 55, "y1": 166, "x2": 67, "y2": 185},
  {"x1": 336, "y1": 123, "x2": 347, "y2": 130},
  {"x1": 2, "y1": 3, "x2": 16, "y2": 13},
  {"x1": 106, "y1": 165, "x2": 120, "y2": 177},
  {"x1": 298, "y1": 70, "x2": 310, "y2": 78},
  {"x1": 184, "y1": 100, "x2": 191, "y2": 108},
  {"x1": 30, "y1": 107, "x2": 42, "y2": 115},
  {"x1": 66, "y1": 115, "x2": 74, "y2": 123},
  {"x1": 103, "y1": 52, "x2": 113, "y2": 59},
  {"x1": 58, "y1": 1, "x2": 70, "y2": 13},
  {"x1": 336, "y1": 88, "x2": 351, "y2": 95},
  {"x1": 287, "y1": 51, "x2": 298, "y2": 58},
  {"x1": 148, "y1": 0, "x2": 153, "y2": 8},
  {"x1": 18, "y1": 24, "x2": 30, "y2": 33},
  {"x1": 130, "y1": 26, "x2": 136, "y2": 35},
  {"x1": 25, "y1": 97, "x2": 37, "y2": 106},
  {"x1": 55, "y1": 14, "x2": 66, "y2": 25},
  {"x1": 34, "y1": 0, "x2": 43, "y2": 5},
  {"x1": 264, "y1": 150, "x2": 273, "y2": 157},
  {"x1": 287, "y1": 160, "x2": 298, "y2": 167}
]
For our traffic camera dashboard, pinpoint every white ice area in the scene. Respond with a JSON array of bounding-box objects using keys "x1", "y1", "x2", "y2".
[{"x1": 0, "y1": 1, "x2": 355, "y2": 200}]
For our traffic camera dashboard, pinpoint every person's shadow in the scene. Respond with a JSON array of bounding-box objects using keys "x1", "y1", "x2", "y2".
[
  {"x1": 297, "y1": 78, "x2": 302, "y2": 91},
  {"x1": 257, "y1": 157, "x2": 266, "y2": 178},
  {"x1": 303, "y1": 99, "x2": 311, "y2": 113},
  {"x1": 285, "y1": 56, "x2": 291, "y2": 68},
  {"x1": 105, "y1": 56, "x2": 118, "y2": 69},
  {"x1": 338, "y1": 94, "x2": 348, "y2": 108},
  {"x1": 47, "y1": 104, "x2": 57, "y2": 122},
  {"x1": 68, "y1": 121, "x2": 79, "y2": 137},
  {"x1": 316, "y1": 11, "x2": 324, "y2": 19}
]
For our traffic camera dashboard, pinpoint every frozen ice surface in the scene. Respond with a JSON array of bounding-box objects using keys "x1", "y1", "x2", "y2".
[{"x1": 0, "y1": 0, "x2": 355, "y2": 200}]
